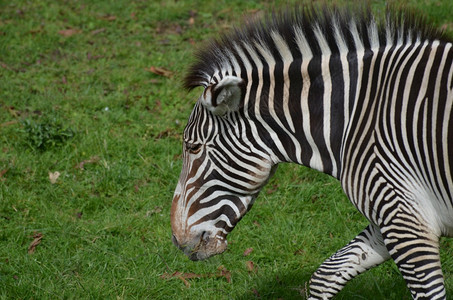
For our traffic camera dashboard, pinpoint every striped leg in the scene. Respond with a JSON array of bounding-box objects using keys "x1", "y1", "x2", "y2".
[
  {"x1": 309, "y1": 224, "x2": 390, "y2": 299},
  {"x1": 381, "y1": 211, "x2": 446, "y2": 299}
]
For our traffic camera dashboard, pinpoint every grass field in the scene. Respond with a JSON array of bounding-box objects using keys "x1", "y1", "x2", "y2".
[{"x1": 1, "y1": 0, "x2": 453, "y2": 299}]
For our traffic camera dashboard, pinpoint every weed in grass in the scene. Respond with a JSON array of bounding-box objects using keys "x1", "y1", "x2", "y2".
[{"x1": 21, "y1": 117, "x2": 75, "y2": 151}]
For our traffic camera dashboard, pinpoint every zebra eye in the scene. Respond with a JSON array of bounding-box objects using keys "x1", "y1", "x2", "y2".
[{"x1": 186, "y1": 142, "x2": 203, "y2": 154}]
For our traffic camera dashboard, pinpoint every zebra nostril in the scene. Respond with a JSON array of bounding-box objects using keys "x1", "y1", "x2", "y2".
[{"x1": 201, "y1": 231, "x2": 211, "y2": 244}]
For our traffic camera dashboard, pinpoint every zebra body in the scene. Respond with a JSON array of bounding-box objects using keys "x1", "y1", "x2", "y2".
[{"x1": 171, "y1": 5, "x2": 453, "y2": 299}]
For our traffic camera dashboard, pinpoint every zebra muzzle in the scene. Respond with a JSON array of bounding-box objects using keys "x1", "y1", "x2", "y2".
[{"x1": 172, "y1": 231, "x2": 227, "y2": 261}]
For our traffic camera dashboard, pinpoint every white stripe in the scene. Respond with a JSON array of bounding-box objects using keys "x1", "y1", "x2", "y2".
[
  {"x1": 368, "y1": 18, "x2": 380, "y2": 51},
  {"x1": 314, "y1": 24, "x2": 338, "y2": 177},
  {"x1": 333, "y1": 19, "x2": 351, "y2": 170},
  {"x1": 349, "y1": 20, "x2": 364, "y2": 54},
  {"x1": 294, "y1": 26, "x2": 324, "y2": 170},
  {"x1": 293, "y1": 25, "x2": 314, "y2": 59},
  {"x1": 271, "y1": 31, "x2": 296, "y2": 132}
]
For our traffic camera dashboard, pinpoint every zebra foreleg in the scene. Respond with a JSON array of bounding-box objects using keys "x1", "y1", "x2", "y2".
[
  {"x1": 308, "y1": 224, "x2": 390, "y2": 299},
  {"x1": 381, "y1": 213, "x2": 446, "y2": 300}
]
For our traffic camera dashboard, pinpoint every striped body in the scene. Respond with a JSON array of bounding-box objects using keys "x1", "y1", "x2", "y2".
[{"x1": 171, "y1": 6, "x2": 453, "y2": 299}]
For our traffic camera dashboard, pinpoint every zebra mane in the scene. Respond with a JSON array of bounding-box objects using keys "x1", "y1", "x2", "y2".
[{"x1": 184, "y1": 4, "x2": 450, "y2": 90}]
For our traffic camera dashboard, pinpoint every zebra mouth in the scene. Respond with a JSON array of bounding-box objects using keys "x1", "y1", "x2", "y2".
[{"x1": 172, "y1": 231, "x2": 228, "y2": 261}]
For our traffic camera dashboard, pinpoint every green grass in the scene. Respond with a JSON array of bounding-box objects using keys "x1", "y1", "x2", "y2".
[{"x1": 1, "y1": 0, "x2": 452, "y2": 299}]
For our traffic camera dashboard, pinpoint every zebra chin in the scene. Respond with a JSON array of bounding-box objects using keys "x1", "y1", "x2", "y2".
[{"x1": 172, "y1": 231, "x2": 228, "y2": 261}]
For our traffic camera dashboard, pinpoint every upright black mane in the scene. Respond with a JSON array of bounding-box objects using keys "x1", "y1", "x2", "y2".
[{"x1": 184, "y1": 4, "x2": 450, "y2": 90}]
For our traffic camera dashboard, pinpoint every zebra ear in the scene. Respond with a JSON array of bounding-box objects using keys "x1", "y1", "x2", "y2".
[{"x1": 200, "y1": 76, "x2": 244, "y2": 116}]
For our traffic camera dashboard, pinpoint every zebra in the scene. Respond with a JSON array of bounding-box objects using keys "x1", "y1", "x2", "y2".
[{"x1": 170, "y1": 4, "x2": 453, "y2": 299}]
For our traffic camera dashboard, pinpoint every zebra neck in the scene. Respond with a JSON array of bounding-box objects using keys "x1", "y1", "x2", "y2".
[
  {"x1": 248, "y1": 49, "x2": 370, "y2": 179},
  {"x1": 236, "y1": 31, "x2": 375, "y2": 179}
]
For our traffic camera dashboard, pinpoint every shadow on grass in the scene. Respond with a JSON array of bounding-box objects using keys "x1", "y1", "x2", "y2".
[
  {"x1": 233, "y1": 269, "x2": 312, "y2": 299},
  {"x1": 233, "y1": 266, "x2": 416, "y2": 299}
]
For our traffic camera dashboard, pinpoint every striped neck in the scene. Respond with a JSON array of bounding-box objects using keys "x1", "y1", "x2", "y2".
[{"x1": 235, "y1": 26, "x2": 368, "y2": 178}]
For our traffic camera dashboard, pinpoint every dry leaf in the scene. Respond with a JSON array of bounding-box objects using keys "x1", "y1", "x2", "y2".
[
  {"x1": 160, "y1": 271, "x2": 202, "y2": 280},
  {"x1": 0, "y1": 168, "x2": 8, "y2": 181},
  {"x1": 160, "y1": 271, "x2": 200, "y2": 287},
  {"x1": 217, "y1": 265, "x2": 231, "y2": 283},
  {"x1": 179, "y1": 275, "x2": 190, "y2": 287},
  {"x1": 48, "y1": 171, "x2": 61, "y2": 184},
  {"x1": 154, "y1": 128, "x2": 173, "y2": 140},
  {"x1": 30, "y1": 28, "x2": 42, "y2": 35},
  {"x1": 243, "y1": 247, "x2": 253, "y2": 256},
  {"x1": 146, "y1": 206, "x2": 162, "y2": 217},
  {"x1": 294, "y1": 248, "x2": 305, "y2": 256},
  {"x1": 146, "y1": 66, "x2": 174, "y2": 78},
  {"x1": 180, "y1": 272, "x2": 202, "y2": 279},
  {"x1": 246, "y1": 260, "x2": 256, "y2": 273},
  {"x1": 58, "y1": 28, "x2": 82, "y2": 37},
  {"x1": 99, "y1": 15, "x2": 117, "y2": 21},
  {"x1": 1, "y1": 121, "x2": 18, "y2": 127},
  {"x1": 1, "y1": 62, "x2": 11, "y2": 70},
  {"x1": 266, "y1": 183, "x2": 279, "y2": 194},
  {"x1": 75, "y1": 156, "x2": 100, "y2": 170},
  {"x1": 28, "y1": 233, "x2": 43, "y2": 254},
  {"x1": 149, "y1": 79, "x2": 162, "y2": 84},
  {"x1": 87, "y1": 52, "x2": 104, "y2": 60},
  {"x1": 91, "y1": 28, "x2": 106, "y2": 35},
  {"x1": 7, "y1": 106, "x2": 19, "y2": 118}
]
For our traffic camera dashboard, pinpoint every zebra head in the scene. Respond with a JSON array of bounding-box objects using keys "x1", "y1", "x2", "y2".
[{"x1": 171, "y1": 75, "x2": 277, "y2": 260}]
